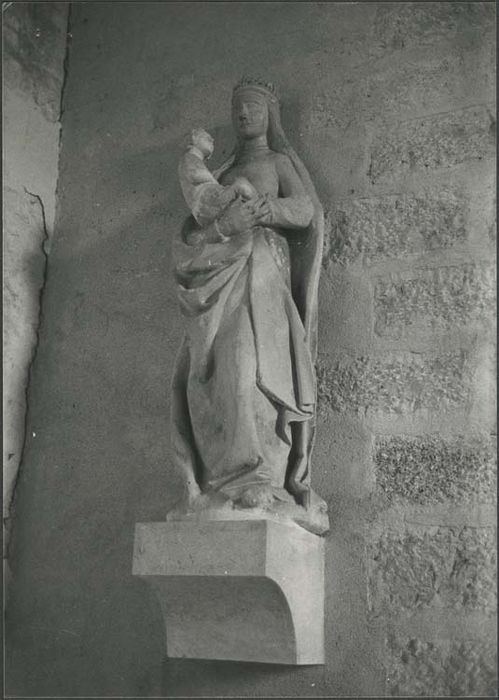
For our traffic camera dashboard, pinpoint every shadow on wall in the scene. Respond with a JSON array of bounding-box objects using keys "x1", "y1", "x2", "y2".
[
  {"x1": 5, "y1": 143, "x2": 188, "y2": 696},
  {"x1": 6, "y1": 516, "x2": 167, "y2": 696},
  {"x1": 161, "y1": 657, "x2": 329, "y2": 697}
]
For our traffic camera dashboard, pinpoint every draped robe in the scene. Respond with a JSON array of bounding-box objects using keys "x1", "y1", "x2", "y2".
[{"x1": 171, "y1": 220, "x2": 316, "y2": 502}]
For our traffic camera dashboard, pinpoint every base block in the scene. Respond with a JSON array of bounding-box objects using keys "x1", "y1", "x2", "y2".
[{"x1": 133, "y1": 519, "x2": 325, "y2": 665}]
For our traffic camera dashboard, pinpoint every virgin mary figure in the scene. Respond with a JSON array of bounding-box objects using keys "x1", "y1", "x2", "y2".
[{"x1": 169, "y1": 77, "x2": 329, "y2": 535}]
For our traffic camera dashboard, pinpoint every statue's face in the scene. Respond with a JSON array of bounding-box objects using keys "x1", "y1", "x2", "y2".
[{"x1": 232, "y1": 91, "x2": 269, "y2": 140}]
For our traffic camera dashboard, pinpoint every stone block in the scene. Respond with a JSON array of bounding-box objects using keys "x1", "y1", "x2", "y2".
[
  {"x1": 369, "y1": 106, "x2": 495, "y2": 183},
  {"x1": 374, "y1": 434, "x2": 496, "y2": 505},
  {"x1": 3, "y1": 187, "x2": 48, "y2": 515},
  {"x1": 369, "y1": 526, "x2": 497, "y2": 614},
  {"x1": 307, "y1": 87, "x2": 358, "y2": 132},
  {"x1": 366, "y1": 50, "x2": 495, "y2": 123},
  {"x1": 308, "y1": 48, "x2": 494, "y2": 133},
  {"x1": 313, "y1": 412, "x2": 374, "y2": 502},
  {"x1": 3, "y1": 2, "x2": 69, "y2": 122},
  {"x1": 374, "y1": 263, "x2": 496, "y2": 337},
  {"x1": 318, "y1": 265, "x2": 373, "y2": 354},
  {"x1": 317, "y1": 351, "x2": 469, "y2": 415},
  {"x1": 328, "y1": 192, "x2": 466, "y2": 265},
  {"x1": 372, "y1": 2, "x2": 495, "y2": 54},
  {"x1": 133, "y1": 519, "x2": 325, "y2": 665},
  {"x1": 385, "y1": 637, "x2": 497, "y2": 697}
]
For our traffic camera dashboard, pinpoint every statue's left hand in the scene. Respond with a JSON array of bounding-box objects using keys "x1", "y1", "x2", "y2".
[{"x1": 217, "y1": 197, "x2": 269, "y2": 237}]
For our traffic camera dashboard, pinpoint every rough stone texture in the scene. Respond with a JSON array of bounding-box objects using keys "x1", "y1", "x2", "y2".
[
  {"x1": 327, "y1": 191, "x2": 467, "y2": 265},
  {"x1": 317, "y1": 352, "x2": 470, "y2": 415},
  {"x1": 369, "y1": 526, "x2": 497, "y2": 614},
  {"x1": 385, "y1": 637, "x2": 497, "y2": 697},
  {"x1": 3, "y1": 188, "x2": 46, "y2": 514},
  {"x1": 308, "y1": 47, "x2": 495, "y2": 133},
  {"x1": 3, "y1": 2, "x2": 68, "y2": 122},
  {"x1": 5, "y1": 1, "x2": 495, "y2": 697},
  {"x1": 367, "y1": 47, "x2": 495, "y2": 122},
  {"x1": 369, "y1": 105, "x2": 495, "y2": 184},
  {"x1": 374, "y1": 263, "x2": 496, "y2": 337},
  {"x1": 372, "y1": 2, "x2": 495, "y2": 55},
  {"x1": 3, "y1": 3, "x2": 68, "y2": 531},
  {"x1": 374, "y1": 434, "x2": 497, "y2": 505}
]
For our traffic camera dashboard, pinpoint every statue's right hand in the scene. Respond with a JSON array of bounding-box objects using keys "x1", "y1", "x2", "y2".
[{"x1": 217, "y1": 197, "x2": 270, "y2": 237}]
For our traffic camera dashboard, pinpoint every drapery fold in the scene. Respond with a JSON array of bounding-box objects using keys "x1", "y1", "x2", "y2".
[{"x1": 171, "y1": 223, "x2": 315, "y2": 497}]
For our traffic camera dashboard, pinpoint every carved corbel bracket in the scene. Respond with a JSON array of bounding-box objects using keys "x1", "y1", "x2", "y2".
[{"x1": 133, "y1": 519, "x2": 325, "y2": 665}]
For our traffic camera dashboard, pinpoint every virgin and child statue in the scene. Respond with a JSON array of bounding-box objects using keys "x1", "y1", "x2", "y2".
[{"x1": 169, "y1": 77, "x2": 329, "y2": 536}]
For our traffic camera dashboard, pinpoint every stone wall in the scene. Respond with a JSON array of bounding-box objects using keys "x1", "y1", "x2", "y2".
[
  {"x1": 6, "y1": 2, "x2": 496, "y2": 697},
  {"x1": 3, "y1": 2, "x2": 69, "y2": 552},
  {"x1": 315, "y1": 3, "x2": 496, "y2": 696}
]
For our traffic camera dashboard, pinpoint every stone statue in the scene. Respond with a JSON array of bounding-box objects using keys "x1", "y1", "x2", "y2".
[
  {"x1": 178, "y1": 127, "x2": 258, "y2": 227},
  {"x1": 169, "y1": 77, "x2": 329, "y2": 535}
]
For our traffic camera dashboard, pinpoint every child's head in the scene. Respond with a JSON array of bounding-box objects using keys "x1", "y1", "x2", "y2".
[{"x1": 189, "y1": 128, "x2": 214, "y2": 159}]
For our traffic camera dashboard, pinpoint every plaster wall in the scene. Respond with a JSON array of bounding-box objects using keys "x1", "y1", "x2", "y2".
[
  {"x1": 3, "y1": 2, "x2": 69, "y2": 543},
  {"x1": 6, "y1": 2, "x2": 496, "y2": 697}
]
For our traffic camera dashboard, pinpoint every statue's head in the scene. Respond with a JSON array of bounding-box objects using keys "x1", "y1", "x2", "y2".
[{"x1": 231, "y1": 76, "x2": 279, "y2": 141}]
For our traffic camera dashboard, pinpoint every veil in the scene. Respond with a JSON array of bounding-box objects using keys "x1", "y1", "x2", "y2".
[{"x1": 213, "y1": 88, "x2": 325, "y2": 498}]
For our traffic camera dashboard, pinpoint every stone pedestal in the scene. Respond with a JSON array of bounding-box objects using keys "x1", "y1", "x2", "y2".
[{"x1": 133, "y1": 519, "x2": 325, "y2": 665}]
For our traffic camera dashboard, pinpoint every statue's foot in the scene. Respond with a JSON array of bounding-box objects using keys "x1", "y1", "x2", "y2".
[
  {"x1": 166, "y1": 489, "x2": 234, "y2": 520},
  {"x1": 191, "y1": 491, "x2": 234, "y2": 512},
  {"x1": 306, "y1": 489, "x2": 328, "y2": 514},
  {"x1": 237, "y1": 484, "x2": 275, "y2": 509}
]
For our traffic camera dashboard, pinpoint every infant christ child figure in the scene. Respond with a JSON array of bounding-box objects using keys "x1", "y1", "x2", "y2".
[{"x1": 178, "y1": 127, "x2": 257, "y2": 229}]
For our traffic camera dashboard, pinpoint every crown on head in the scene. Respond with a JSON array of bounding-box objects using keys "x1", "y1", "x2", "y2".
[{"x1": 232, "y1": 76, "x2": 278, "y2": 103}]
